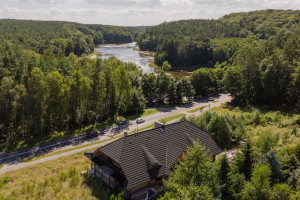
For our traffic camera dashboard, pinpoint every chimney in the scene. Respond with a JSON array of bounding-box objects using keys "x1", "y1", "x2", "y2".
[
  {"x1": 155, "y1": 122, "x2": 164, "y2": 128},
  {"x1": 124, "y1": 132, "x2": 128, "y2": 137},
  {"x1": 160, "y1": 125, "x2": 165, "y2": 133}
]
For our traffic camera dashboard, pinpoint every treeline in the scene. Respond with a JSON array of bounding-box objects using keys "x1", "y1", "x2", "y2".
[
  {"x1": 0, "y1": 41, "x2": 196, "y2": 142},
  {"x1": 0, "y1": 19, "x2": 139, "y2": 57},
  {"x1": 86, "y1": 24, "x2": 139, "y2": 44},
  {"x1": 223, "y1": 29, "x2": 300, "y2": 105},
  {"x1": 187, "y1": 26, "x2": 300, "y2": 106},
  {"x1": 136, "y1": 9, "x2": 300, "y2": 69}
]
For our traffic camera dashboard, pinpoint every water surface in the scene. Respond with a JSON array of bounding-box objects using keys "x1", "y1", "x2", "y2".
[{"x1": 93, "y1": 43, "x2": 155, "y2": 74}]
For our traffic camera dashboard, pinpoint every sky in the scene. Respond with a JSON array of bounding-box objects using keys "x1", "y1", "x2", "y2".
[{"x1": 0, "y1": 0, "x2": 299, "y2": 26}]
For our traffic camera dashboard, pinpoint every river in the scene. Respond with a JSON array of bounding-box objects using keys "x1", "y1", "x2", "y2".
[{"x1": 92, "y1": 42, "x2": 155, "y2": 74}]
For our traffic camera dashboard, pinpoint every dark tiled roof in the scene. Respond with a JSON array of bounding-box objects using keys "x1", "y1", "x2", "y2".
[{"x1": 88, "y1": 121, "x2": 222, "y2": 189}]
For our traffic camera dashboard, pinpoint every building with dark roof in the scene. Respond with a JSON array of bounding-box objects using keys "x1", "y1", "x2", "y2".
[{"x1": 84, "y1": 120, "x2": 223, "y2": 199}]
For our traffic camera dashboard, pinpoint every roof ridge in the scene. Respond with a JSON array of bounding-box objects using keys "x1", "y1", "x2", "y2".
[
  {"x1": 185, "y1": 132, "x2": 194, "y2": 145},
  {"x1": 125, "y1": 121, "x2": 186, "y2": 139},
  {"x1": 117, "y1": 136, "x2": 126, "y2": 163},
  {"x1": 142, "y1": 145, "x2": 161, "y2": 169}
]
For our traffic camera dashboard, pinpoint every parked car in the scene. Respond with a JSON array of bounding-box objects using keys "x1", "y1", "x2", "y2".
[
  {"x1": 208, "y1": 97, "x2": 215, "y2": 101},
  {"x1": 86, "y1": 131, "x2": 98, "y2": 138},
  {"x1": 136, "y1": 118, "x2": 145, "y2": 124},
  {"x1": 118, "y1": 120, "x2": 128, "y2": 126}
]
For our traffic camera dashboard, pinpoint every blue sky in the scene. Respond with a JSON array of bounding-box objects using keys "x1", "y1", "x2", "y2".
[{"x1": 0, "y1": 0, "x2": 299, "y2": 26}]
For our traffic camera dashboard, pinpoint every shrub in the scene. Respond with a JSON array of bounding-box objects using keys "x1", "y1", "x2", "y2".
[
  {"x1": 288, "y1": 169, "x2": 300, "y2": 188},
  {"x1": 272, "y1": 183, "x2": 292, "y2": 200},
  {"x1": 68, "y1": 167, "x2": 77, "y2": 177},
  {"x1": 255, "y1": 131, "x2": 279, "y2": 154},
  {"x1": 59, "y1": 171, "x2": 67, "y2": 182}
]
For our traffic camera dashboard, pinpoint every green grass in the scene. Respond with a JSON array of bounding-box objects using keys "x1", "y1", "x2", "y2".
[
  {"x1": 212, "y1": 100, "x2": 219, "y2": 103},
  {"x1": 187, "y1": 105, "x2": 208, "y2": 113},
  {"x1": 0, "y1": 152, "x2": 114, "y2": 200},
  {"x1": 122, "y1": 108, "x2": 158, "y2": 121},
  {"x1": 0, "y1": 165, "x2": 2, "y2": 170},
  {"x1": 0, "y1": 109, "x2": 159, "y2": 153},
  {"x1": 159, "y1": 113, "x2": 186, "y2": 124}
]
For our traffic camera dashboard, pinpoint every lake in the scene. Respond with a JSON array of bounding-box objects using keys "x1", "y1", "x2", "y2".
[{"x1": 93, "y1": 42, "x2": 155, "y2": 74}]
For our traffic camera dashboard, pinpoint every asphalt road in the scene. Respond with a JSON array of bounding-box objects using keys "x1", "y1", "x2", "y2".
[{"x1": 0, "y1": 93, "x2": 231, "y2": 173}]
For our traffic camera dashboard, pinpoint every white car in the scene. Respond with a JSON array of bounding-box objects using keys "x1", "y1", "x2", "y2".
[
  {"x1": 208, "y1": 97, "x2": 215, "y2": 101},
  {"x1": 136, "y1": 118, "x2": 145, "y2": 124}
]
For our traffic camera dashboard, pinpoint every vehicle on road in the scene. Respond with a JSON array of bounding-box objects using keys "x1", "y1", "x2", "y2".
[
  {"x1": 208, "y1": 97, "x2": 215, "y2": 101},
  {"x1": 136, "y1": 118, "x2": 145, "y2": 124},
  {"x1": 118, "y1": 120, "x2": 128, "y2": 126},
  {"x1": 86, "y1": 131, "x2": 98, "y2": 138}
]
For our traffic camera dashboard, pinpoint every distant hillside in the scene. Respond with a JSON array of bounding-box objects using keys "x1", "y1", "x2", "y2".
[
  {"x1": 0, "y1": 19, "x2": 139, "y2": 57},
  {"x1": 136, "y1": 9, "x2": 300, "y2": 69},
  {"x1": 219, "y1": 9, "x2": 300, "y2": 39}
]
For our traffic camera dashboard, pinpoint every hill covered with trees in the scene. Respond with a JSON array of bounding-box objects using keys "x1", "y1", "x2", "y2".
[
  {"x1": 137, "y1": 9, "x2": 300, "y2": 69},
  {"x1": 0, "y1": 19, "x2": 139, "y2": 57}
]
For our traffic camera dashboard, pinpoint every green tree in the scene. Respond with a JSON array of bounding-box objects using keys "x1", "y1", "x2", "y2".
[
  {"x1": 161, "y1": 142, "x2": 220, "y2": 199},
  {"x1": 233, "y1": 141, "x2": 254, "y2": 179},
  {"x1": 242, "y1": 164, "x2": 273, "y2": 200},
  {"x1": 156, "y1": 71, "x2": 170, "y2": 104},
  {"x1": 162, "y1": 61, "x2": 171, "y2": 71},
  {"x1": 44, "y1": 71, "x2": 67, "y2": 131},
  {"x1": 27, "y1": 68, "x2": 46, "y2": 136},
  {"x1": 130, "y1": 86, "x2": 146, "y2": 114},
  {"x1": 216, "y1": 155, "x2": 232, "y2": 200},
  {"x1": 207, "y1": 115, "x2": 232, "y2": 149},
  {"x1": 141, "y1": 73, "x2": 157, "y2": 105},
  {"x1": 190, "y1": 68, "x2": 213, "y2": 97}
]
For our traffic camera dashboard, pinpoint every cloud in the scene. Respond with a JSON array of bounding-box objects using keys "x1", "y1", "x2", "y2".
[
  {"x1": 2, "y1": 0, "x2": 300, "y2": 25},
  {"x1": 7, "y1": 0, "x2": 69, "y2": 4},
  {"x1": 81, "y1": 0, "x2": 161, "y2": 7}
]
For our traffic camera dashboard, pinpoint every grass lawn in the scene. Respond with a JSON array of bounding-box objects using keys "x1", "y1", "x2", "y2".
[
  {"x1": 0, "y1": 152, "x2": 115, "y2": 200},
  {"x1": 122, "y1": 108, "x2": 158, "y2": 121},
  {"x1": 187, "y1": 105, "x2": 208, "y2": 113},
  {"x1": 0, "y1": 109, "x2": 158, "y2": 153},
  {"x1": 159, "y1": 113, "x2": 186, "y2": 124}
]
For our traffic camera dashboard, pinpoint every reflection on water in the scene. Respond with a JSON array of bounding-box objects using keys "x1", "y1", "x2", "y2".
[{"x1": 94, "y1": 43, "x2": 155, "y2": 74}]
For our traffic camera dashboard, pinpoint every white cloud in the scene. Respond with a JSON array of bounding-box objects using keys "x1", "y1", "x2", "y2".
[
  {"x1": 1, "y1": 0, "x2": 300, "y2": 25},
  {"x1": 82, "y1": 0, "x2": 161, "y2": 7},
  {"x1": 7, "y1": 0, "x2": 69, "y2": 3}
]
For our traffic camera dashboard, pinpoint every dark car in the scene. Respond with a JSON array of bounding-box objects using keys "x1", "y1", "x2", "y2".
[
  {"x1": 118, "y1": 120, "x2": 128, "y2": 126},
  {"x1": 86, "y1": 131, "x2": 98, "y2": 138}
]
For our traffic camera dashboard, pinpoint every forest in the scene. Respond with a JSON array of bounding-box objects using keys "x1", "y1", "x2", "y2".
[
  {"x1": 136, "y1": 9, "x2": 300, "y2": 69},
  {"x1": 0, "y1": 40, "x2": 196, "y2": 143},
  {"x1": 0, "y1": 19, "x2": 139, "y2": 57}
]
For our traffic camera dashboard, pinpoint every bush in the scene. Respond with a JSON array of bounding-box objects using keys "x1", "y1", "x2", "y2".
[
  {"x1": 68, "y1": 167, "x2": 77, "y2": 177},
  {"x1": 255, "y1": 131, "x2": 279, "y2": 154},
  {"x1": 272, "y1": 183, "x2": 292, "y2": 200},
  {"x1": 59, "y1": 171, "x2": 67, "y2": 182}
]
